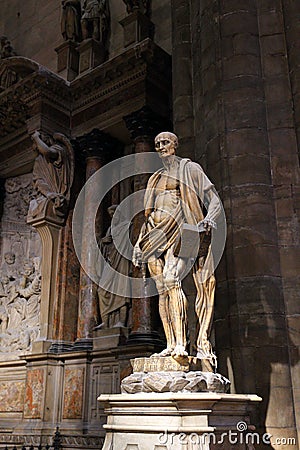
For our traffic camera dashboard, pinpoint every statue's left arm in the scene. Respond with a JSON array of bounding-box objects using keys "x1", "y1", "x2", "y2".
[{"x1": 189, "y1": 162, "x2": 221, "y2": 230}]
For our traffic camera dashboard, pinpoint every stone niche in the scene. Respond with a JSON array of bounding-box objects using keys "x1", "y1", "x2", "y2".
[{"x1": 0, "y1": 173, "x2": 42, "y2": 360}]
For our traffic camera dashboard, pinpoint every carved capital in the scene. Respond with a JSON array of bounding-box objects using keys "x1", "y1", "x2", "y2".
[
  {"x1": 74, "y1": 128, "x2": 122, "y2": 166},
  {"x1": 124, "y1": 106, "x2": 169, "y2": 142}
]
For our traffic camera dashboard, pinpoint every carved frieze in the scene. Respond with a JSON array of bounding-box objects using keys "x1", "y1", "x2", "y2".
[
  {"x1": 0, "y1": 257, "x2": 41, "y2": 358},
  {"x1": 2, "y1": 175, "x2": 34, "y2": 221},
  {"x1": 0, "y1": 174, "x2": 42, "y2": 359}
]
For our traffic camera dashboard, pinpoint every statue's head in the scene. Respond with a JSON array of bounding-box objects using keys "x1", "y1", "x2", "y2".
[
  {"x1": 4, "y1": 252, "x2": 15, "y2": 265},
  {"x1": 2, "y1": 274, "x2": 10, "y2": 284},
  {"x1": 107, "y1": 205, "x2": 118, "y2": 218},
  {"x1": 154, "y1": 132, "x2": 178, "y2": 158},
  {"x1": 23, "y1": 261, "x2": 33, "y2": 276}
]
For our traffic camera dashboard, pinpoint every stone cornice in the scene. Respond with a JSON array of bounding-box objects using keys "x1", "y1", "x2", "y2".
[
  {"x1": 0, "y1": 40, "x2": 172, "y2": 175},
  {"x1": 0, "y1": 57, "x2": 71, "y2": 138},
  {"x1": 70, "y1": 38, "x2": 171, "y2": 108},
  {"x1": 0, "y1": 40, "x2": 171, "y2": 138}
]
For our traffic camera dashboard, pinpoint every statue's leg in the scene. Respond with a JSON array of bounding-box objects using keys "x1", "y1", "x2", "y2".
[
  {"x1": 193, "y1": 265, "x2": 216, "y2": 368},
  {"x1": 81, "y1": 19, "x2": 89, "y2": 39},
  {"x1": 113, "y1": 305, "x2": 127, "y2": 328},
  {"x1": 158, "y1": 291, "x2": 175, "y2": 355},
  {"x1": 163, "y1": 248, "x2": 188, "y2": 357},
  {"x1": 148, "y1": 255, "x2": 175, "y2": 356},
  {"x1": 94, "y1": 314, "x2": 109, "y2": 330}
]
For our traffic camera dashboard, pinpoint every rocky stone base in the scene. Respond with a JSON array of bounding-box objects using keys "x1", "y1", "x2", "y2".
[{"x1": 121, "y1": 370, "x2": 230, "y2": 393}]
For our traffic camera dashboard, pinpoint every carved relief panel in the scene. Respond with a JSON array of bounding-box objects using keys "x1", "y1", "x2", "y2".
[{"x1": 0, "y1": 173, "x2": 42, "y2": 359}]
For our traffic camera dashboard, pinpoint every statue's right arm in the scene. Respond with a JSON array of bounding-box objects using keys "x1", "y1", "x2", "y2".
[
  {"x1": 132, "y1": 223, "x2": 146, "y2": 267},
  {"x1": 31, "y1": 131, "x2": 58, "y2": 159}
]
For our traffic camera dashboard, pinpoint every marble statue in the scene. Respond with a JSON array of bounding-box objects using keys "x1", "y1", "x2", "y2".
[
  {"x1": 96, "y1": 205, "x2": 131, "y2": 329},
  {"x1": 81, "y1": 0, "x2": 110, "y2": 43},
  {"x1": 27, "y1": 131, "x2": 74, "y2": 224},
  {"x1": 133, "y1": 132, "x2": 221, "y2": 369},
  {"x1": 61, "y1": 0, "x2": 82, "y2": 42}
]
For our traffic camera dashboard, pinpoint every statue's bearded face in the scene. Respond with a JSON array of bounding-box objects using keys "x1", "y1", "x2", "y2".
[{"x1": 155, "y1": 133, "x2": 177, "y2": 158}]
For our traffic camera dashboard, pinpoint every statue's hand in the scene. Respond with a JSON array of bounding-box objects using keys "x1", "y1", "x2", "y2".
[
  {"x1": 31, "y1": 131, "x2": 40, "y2": 141},
  {"x1": 132, "y1": 246, "x2": 142, "y2": 268},
  {"x1": 197, "y1": 217, "x2": 216, "y2": 234},
  {"x1": 102, "y1": 235, "x2": 112, "y2": 244}
]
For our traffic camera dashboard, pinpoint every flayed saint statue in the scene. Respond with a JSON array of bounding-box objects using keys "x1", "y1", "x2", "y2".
[{"x1": 133, "y1": 132, "x2": 221, "y2": 370}]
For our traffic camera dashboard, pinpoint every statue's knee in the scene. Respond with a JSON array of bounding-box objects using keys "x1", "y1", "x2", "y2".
[{"x1": 163, "y1": 274, "x2": 177, "y2": 290}]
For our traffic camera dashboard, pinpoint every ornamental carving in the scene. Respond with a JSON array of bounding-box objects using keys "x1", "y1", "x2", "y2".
[
  {"x1": 0, "y1": 257, "x2": 41, "y2": 358},
  {"x1": 2, "y1": 175, "x2": 34, "y2": 221},
  {"x1": 27, "y1": 131, "x2": 75, "y2": 226}
]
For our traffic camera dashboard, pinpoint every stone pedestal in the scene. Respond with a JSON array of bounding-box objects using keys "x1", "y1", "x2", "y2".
[
  {"x1": 93, "y1": 327, "x2": 129, "y2": 350},
  {"x1": 78, "y1": 39, "x2": 105, "y2": 74},
  {"x1": 119, "y1": 11, "x2": 154, "y2": 48},
  {"x1": 98, "y1": 392, "x2": 262, "y2": 450},
  {"x1": 55, "y1": 41, "x2": 79, "y2": 81}
]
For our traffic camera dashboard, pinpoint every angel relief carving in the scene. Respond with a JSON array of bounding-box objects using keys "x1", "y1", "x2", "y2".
[
  {"x1": 0, "y1": 257, "x2": 41, "y2": 357},
  {"x1": 27, "y1": 131, "x2": 75, "y2": 226}
]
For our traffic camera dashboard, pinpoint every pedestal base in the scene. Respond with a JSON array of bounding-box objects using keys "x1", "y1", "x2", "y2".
[
  {"x1": 55, "y1": 40, "x2": 79, "y2": 81},
  {"x1": 119, "y1": 11, "x2": 154, "y2": 48},
  {"x1": 98, "y1": 393, "x2": 262, "y2": 450},
  {"x1": 78, "y1": 39, "x2": 105, "y2": 74},
  {"x1": 93, "y1": 326, "x2": 128, "y2": 350}
]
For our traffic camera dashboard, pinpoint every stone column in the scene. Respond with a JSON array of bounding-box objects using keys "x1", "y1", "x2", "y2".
[
  {"x1": 170, "y1": 0, "x2": 194, "y2": 158},
  {"x1": 124, "y1": 107, "x2": 165, "y2": 346},
  {"x1": 189, "y1": 0, "x2": 298, "y2": 443},
  {"x1": 29, "y1": 221, "x2": 62, "y2": 353},
  {"x1": 74, "y1": 129, "x2": 120, "y2": 350}
]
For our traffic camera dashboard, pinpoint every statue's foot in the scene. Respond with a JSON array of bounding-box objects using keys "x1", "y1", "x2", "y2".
[
  {"x1": 112, "y1": 321, "x2": 125, "y2": 328},
  {"x1": 171, "y1": 345, "x2": 188, "y2": 358},
  {"x1": 150, "y1": 347, "x2": 174, "y2": 358}
]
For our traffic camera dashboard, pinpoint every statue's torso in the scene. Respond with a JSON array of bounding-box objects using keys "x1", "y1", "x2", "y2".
[{"x1": 150, "y1": 165, "x2": 181, "y2": 225}]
